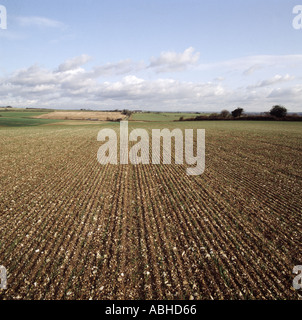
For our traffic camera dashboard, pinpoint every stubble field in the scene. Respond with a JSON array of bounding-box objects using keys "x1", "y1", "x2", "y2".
[{"x1": 0, "y1": 120, "x2": 301, "y2": 300}]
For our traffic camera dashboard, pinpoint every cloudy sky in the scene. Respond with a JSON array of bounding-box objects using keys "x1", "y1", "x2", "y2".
[{"x1": 0, "y1": 0, "x2": 301, "y2": 112}]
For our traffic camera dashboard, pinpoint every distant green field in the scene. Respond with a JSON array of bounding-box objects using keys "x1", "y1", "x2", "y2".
[
  {"x1": 130, "y1": 112, "x2": 204, "y2": 122},
  {"x1": 0, "y1": 111, "x2": 59, "y2": 127}
]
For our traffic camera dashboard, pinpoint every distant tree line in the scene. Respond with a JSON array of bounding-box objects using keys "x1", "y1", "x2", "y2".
[
  {"x1": 180, "y1": 105, "x2": 302, "y2": 121},
  {"x1": 121, "y1": 109, "x2": 133, "y2": 117},
  {"x1": 0, "y1": 106, "x2": 12, "y2": 111}
]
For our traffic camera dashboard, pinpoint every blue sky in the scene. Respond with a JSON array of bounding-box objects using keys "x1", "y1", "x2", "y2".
[{"x1": 0, "y1": 0, "x2": 301, "y2": 112}]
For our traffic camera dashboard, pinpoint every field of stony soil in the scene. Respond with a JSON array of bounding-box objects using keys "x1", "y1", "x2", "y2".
[{"x1": 0, "y1": 121, "x2": 301, "y2": 300}]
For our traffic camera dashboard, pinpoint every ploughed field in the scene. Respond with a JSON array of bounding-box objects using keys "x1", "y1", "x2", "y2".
[{"x1": 0, "y1": 121, "x2": 301, "y2": 300}]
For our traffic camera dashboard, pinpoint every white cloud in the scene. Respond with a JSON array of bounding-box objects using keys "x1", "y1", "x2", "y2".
[
  {"x1": 57, "y1": 55, "x2": 92, "y2": 72},
  {"x1": 243, "y1": 64, "x2": 263, "y2": 76},
  {"x1": 199, "y1": 55, "x2": 302, "y2": 75},
  {"x1": 9, "y1": 65, "x2": 57, "y2": 86},
  {"x1": 214, "y1": 77, "x2": 225, "y2": 82},
  {"x1": 0, "y1": 53, "x2": 301, "y2": 112},
  {"x1": 149, "y1": 47, "x2": 200, "y2": 73},
  {"x1": 16, "y1": 16, "x2": 66, "y2": 29},
  {"x1": 248, "y1": 74, "x2": 294, "y2": 89},
  {"x1": 92, "y1": 59, "x2": 145, "y2": 77},
  {"x1": 0, "y1": 63, "x2": 227, "y2": 110},
  {"x1": 268, "y1": 85, "x2": 302, "y2": 99}
]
